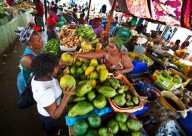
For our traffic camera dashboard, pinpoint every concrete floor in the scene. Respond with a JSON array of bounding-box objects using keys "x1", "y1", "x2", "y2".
[{"x1": 0, "y1": 32, "x2": 68, "y2": 136}]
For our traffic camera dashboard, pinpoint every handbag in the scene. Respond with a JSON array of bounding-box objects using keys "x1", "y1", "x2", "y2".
[{"x1": 16, "y1": 75, "x2": 36, "y2": 109}]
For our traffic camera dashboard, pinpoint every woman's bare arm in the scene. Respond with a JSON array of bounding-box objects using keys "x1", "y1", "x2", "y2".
[
  {"x1": 73, "y1": 50, "x2": 107, "y2": 59},
  {"x1": 44, "y1": 86, "x2": 75, "y2": 119}
]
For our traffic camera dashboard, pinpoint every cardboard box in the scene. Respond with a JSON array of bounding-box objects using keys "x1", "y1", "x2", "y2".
[{"x1": 152, "y1": 69, "x2": 191, "y2": 91}]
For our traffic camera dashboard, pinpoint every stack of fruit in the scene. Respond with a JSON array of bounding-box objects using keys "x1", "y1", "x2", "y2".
[
  {"x1": 0, "y1": 7, "x2": 8, "y2": 19},
  {"x1": 15, "y1": 2, "x2": 33, "y2": 9},
  {"x1": 127, "y1": 52, "x2": 153, "y2": 66},
  {"x1": 76, "y1": 25, "x2": 97, "y2": 40},
  {"x1": 44, "y1": 39, "x2": 59, "y2": 55},
  {"x1": 60, "y1": 36, "x2": 80, "y2": 48},
  {"x1": 57, "y1": 28, "x2": 76, "y2": 39},
  {"x1": 60, "y1": 53, "x2": 142, "y2": 118},
  {"x1": 160, "y1": 70, "x2": 182, "y2": 84},
  {"x1": 73, "y1": 113, "x2": 144, "y2": 136}
]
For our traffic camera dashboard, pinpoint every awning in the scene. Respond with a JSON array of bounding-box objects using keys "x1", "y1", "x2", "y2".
[{"x1": 108, "y1": 0, "x2": 192, "y2": 31}]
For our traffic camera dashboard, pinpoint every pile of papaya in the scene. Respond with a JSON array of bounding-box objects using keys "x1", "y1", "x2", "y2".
[
  {"x1": 60, "y1": 54, "x2": 141, "y2": 118},
  {"x1": 103, "y1": 78, "x2": 140, "y2": 108},
  {"x1": 160, "y1": 70, "x2": 183, "y2": 84},
  {"x1": 73, "y1": 112, "x2": 143, "y2": 136}
]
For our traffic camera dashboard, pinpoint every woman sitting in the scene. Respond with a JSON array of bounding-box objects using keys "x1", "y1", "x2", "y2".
[
  {"x1": 31, "y1": 53, "x2": 75, "y2": 135},
  {"x1": 70, "y1": 37, "x2": 133, "y2": 76},
  {"x1": 175, "y1": 41, "x2": 190, "y2": 59}
]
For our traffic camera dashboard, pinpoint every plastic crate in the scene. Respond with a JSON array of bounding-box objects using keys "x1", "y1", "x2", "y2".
[
  {"x1": 108, "y1": 75, "x2": 144, "y2": 113},
  {"x1": 152, "y1": 69, "x2": 191, "y2": 91}
]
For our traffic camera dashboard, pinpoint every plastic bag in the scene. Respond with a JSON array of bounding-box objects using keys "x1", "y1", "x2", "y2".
[{"x1": 65, "y1": 107, "x2": 113, "y2": 126}]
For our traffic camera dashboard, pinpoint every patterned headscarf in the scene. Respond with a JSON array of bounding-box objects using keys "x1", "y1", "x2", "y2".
[
  {"x1": 110, "y1": 37, "x2": 123, "y2": 49},
  {"x1": 15, "y1": 27, "x2": 34, "y2": 44}
]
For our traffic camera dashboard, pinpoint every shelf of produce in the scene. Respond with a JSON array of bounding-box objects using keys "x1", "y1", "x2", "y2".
[{"x1": 68, "y1": 113, "x2": 148, "y2": 136}]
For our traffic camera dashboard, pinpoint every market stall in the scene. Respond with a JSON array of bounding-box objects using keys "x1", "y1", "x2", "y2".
[{"x1": 0, "y1": 1, "x2": 33, "y2": 53}]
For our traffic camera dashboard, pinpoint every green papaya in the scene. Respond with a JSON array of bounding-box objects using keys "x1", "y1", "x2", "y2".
[
  {"x1": 166, "y1": 75, "x2": 173, "y2": 81},
  {"x1": 68, "y1": 101, "x2": 94, "y2": 118},
  {"x1": 115, "y1": 113, "x2": 128, "y2": 123},
  {"x1": 74, "y1": 118, "x2": 89, "y2": 136},
  {"x1": 107, "y1": 119, "x2": 119, "y2": 134},
  {"x1": 131, "y1": 132, "x2": 143, "y2": 136},
  {"x1": 93, "y1": 94, "x2": 107, "y2": 109},
  {"x1": 113, "y1": 94, "x2": 126, "y2": 106},
  {"x1": 126, "y1": 101, "x2": 134, "y2": 107},
  {"x1": 76, "y1": 81, "x2": 92, "y2": 97},
  {"x1": 127, "y1": 119, "x2": 143, "y2": 131},
  {"x1": 119, "y1": 122, "x2": 129, "y2": 132},
  {"x1": 73, "y1": 96, "x2": 87, "y2": 102},
  {"x1": 109, "y1": 78, "x2": 120, "y2": 89},
  {"x1": 132, "y1": 96, "x2": 139, "y2": 105},
  {"x1": 98, "y1": 127, "x2": 113, "y2": 136},
  {"x1": 162, "y1": 70, "x2": 169, "y2": 77},
  {"x1": 85, "y1": 129, "x2": 99, "y2": 136},
  {"x1": 173, "y1": 75, "x2": 182, "y2": 84},
  {"x1": 98, "y1": 86, "x2": 116, "y2": 98},
  {"x1": 126, "y1": 93, "x2": 132, "y2": 101},
  {"x1": 87, "y1": 113, "x2": 101, "y2": 128},
  {"x1": 87, "y1": 91, "x2": 96, "y2": 102}
]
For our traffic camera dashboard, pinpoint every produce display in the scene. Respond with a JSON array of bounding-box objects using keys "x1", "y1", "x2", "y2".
[
  {"x1": 0, "y1": 7, "x2": 8, "y2": 19},
  {"x1": 0, "y1": 1, "x2": 9, "y2": 7},
  {"x1": 76, "y1": 25, "x2": 97, "y2": 40},
  {"x1": 160, "y1": 70, "x2": 182, "y2": 84},
  {"x1": 127, "y1": 52, "x2": 153, "y2": 66},
  {"x1": 14, "y1": 2, "x2": 33, "y2": 9},
  {"x1": 44, "y1": 39, "x2": 59, "y2": 55},
  {"x1": 162, "y1": 53, "x2": 191, "y2": 74},
  {"x1": 73, "y1": 113, "x2": 144, "y2": 136}
]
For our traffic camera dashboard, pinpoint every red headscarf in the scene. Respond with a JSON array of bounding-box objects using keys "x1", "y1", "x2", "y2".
[{"x1": 92, "y1": 18, "x2": 101, "y2": 25}]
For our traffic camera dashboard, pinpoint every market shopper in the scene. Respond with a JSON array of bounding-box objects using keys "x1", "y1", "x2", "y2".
[
  {"x1": 34, "y1": 0, "x2": 45, "y2": 31},
  {"x1": 31, "y1": 53, "x2": 75, "y2": 135},
  {"x1": 70, "y1": 37, "x2": 133, "y2": 76},
  {"x1": 92, "y1": 17, "x2": 104, "y2": 38},
  {"x1": 171, "y1": 39, "x2": 181, "y2": 52},
  {"x1": 16, "y1": 27, "x2": 43, "y2": 94},
  {"x1": 78, "y1": 13, "x2": 86, "y2": 25},
  {"x1": 46, "y1": 8, "x2": 56, "y2": 41}
]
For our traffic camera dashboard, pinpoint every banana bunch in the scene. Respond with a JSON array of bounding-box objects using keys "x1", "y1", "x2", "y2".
[
  {"x1": 80, "y1": 42, "x2": 93, "y2": 53},
  {"x1": 76, "y1": 25, "x2": 97, "y2": 40}
]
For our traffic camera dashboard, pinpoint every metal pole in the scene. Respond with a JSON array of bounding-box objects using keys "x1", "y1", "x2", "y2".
[
  {"x1": 44, "y1": 0, "x2": 47, "y2": 19},
  {"x1": 87, "y1": 0, "x2": 91, "y2": 21},
  {"x1": 104, "y1": 0, "x2": 117, "y2": 40}
]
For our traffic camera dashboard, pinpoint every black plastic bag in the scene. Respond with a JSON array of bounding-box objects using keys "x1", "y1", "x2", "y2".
[{"x1": 16, "y1": 75, "x2": 36, "y2": 109}]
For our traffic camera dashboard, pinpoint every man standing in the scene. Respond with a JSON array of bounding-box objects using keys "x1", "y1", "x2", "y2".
[{"x1": 34, "y1": 0, "x2": 45, "y2": 31}]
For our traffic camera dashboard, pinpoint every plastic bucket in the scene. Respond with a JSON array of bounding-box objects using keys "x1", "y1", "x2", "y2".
[{"x1": 158, "y1": 91, "x2": 186, "y2": 117}]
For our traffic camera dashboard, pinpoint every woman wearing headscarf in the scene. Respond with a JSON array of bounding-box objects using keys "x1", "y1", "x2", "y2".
[
  {"x1": 69, "y1": 37, "x2": 133, "y2": 76},
  {"x1": 16, "y1": 27, "x2": 43, "y2": 94},
  {"x1": 92, "y1": 17, "x2": 104, "y2": 38}
]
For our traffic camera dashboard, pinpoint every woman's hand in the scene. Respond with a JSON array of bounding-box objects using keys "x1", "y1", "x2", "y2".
[
  {"x1": 67, "y1": 52, "x2": 76, "y2": 57},
  {"x1": 113, "y1": 70, "x2": 122, "y2": 76},
  {"x1": 62, "y1": 86, "x2": 76, "y2": 98}
]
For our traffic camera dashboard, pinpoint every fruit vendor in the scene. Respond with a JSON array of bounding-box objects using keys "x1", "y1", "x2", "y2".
[
  {"x1": 91, "y1": 17, "x2": 104, "y2": 38},
  {"x1": 16, "y1": 27, "x2": 43, "y2": 94},
  {"x1": 31, "y1": 53, "x2": 75, "y2": 135},
  {"x1": 174, "y1": 41, "x2": 190, "y2": 59},
  {"x1": 70, "y1": 37, "x2": 133, "y2": 76}
]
